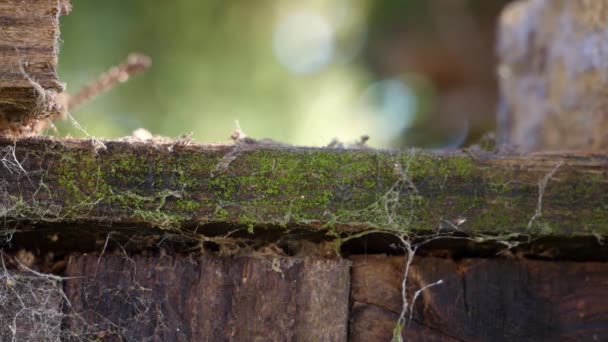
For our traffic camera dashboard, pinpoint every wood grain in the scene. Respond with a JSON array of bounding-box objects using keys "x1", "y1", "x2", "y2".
[
  {"x1": 350, "y1": 255, "x2": 608, "y2": 341},
  {"x1": 0, "y1": 0, "x2": 66, "y2": 135},
  {"x1": 64, "y1": 254, "x2": 350, "y2": 341}
]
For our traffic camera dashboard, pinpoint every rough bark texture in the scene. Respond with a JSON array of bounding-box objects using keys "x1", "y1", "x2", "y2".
[
  {"x1": 0, "y1": 0, "x2": 66, "y2": 135},
  {"x1": 350, "y1": 254, "x2": 608, "y2": 341},
  {"x1": 1, "y1": 137, "x2": 607, "y2": 251},
  {"x1": 63, "y1": 254, "x2": 350, "y2": 341},
  {"x1": 497, "y1": 0, "x2": 608, "y2": 151}
]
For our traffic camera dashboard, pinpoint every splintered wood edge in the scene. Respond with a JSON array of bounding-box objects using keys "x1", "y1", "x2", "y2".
[
  {"x1": 0, "y1": 136, "x2": 606, "y2": 249},
  {"x1": 0, "y1": 0, "x2": 66, "y2": 133}
]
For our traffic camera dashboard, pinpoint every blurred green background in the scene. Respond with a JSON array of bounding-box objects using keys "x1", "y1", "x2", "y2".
[{"x1": 57, "y1": 0, "x2": 511, "y2": 148}]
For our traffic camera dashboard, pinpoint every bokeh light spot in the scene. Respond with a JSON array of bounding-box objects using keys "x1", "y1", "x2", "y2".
[
  {"x1": 273, "y1": 11, "x2": 335, "y2": 74},
  {"x1": 359, "y1": 78, "x2": 417, "y2": 145}
]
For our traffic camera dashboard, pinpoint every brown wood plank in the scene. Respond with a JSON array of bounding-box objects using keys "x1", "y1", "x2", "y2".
[
  {"x1": 350, "y1": 255, "x2": 608, "y2": 341},
  {"x1": 0, "y1": 0, "x2": 66, "y2": 135},
  {"x1": 63, "y1": 254, "x2": 350, "y2": 341}
]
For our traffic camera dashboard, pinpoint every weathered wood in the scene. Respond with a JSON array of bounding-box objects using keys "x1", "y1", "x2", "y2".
[
  {"x1": 350, "y1": 255, "x2": 608, "y2": 341},
  {"x1": 0, "y1": 0, "x2": 67, "y2": 135},
  {"x1": 497, "y1": 0, "x2": 608, "y2": 151},
  {"x1": 63, "y1": 254, "x2": 350, "y2": 341},
  {"x1": 0, "y1": 137, "x2": 607, "y2": 250},
  {"x1": 0, "y1": 138, "x2": 608, "y2": 254}
]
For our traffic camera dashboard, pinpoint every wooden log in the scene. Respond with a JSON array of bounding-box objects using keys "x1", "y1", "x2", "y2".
[
  {"x1": 0, "y1": 137, "x2": 606, "y2": 252},
  {"x1": 497, "y1": 0, "x2": 608, "y2": 151},
  {"x1": 350, "y1": 254, "x2": 608, "y2": 341},
  {"x1": 63, "y1": 254, "x2": 350, "y2": 341},
  {"x1": 0, "y1": 0, "x2": 67, "y2": 135}
]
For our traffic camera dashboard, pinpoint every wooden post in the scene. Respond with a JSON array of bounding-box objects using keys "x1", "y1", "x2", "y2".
[
  {"x1": 497, "y1": 0, "x2": 608, "y2": 151},
  {"x1": 0, "y1": 0, "x2": 67, "y2": 135}
]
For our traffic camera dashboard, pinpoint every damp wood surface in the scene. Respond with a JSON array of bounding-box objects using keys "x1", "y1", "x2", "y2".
[
  {"x1": 349, "y1": 254, "x2": 608, "y2": 342},
  {"x1": 0, "y1": 136, "x2": 607, "y2": 247},
  {"x1": 0, "y1": 0, "x2": 66, "y2": 132}
]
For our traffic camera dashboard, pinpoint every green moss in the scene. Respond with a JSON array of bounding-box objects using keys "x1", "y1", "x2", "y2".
[
  {"x1": 246, "y1": 222, "x2": 255, "y2": 234},
  {"x1": 214, "y1": 207, "x2": 229, "y2": 221},
  {"x1": 450, "y1": 157, "x2": 475, "y2": 178},
  {"x1": 175, "y1": 199, "x2": 201, "y2": 212},
  {"x1": 4, "y1": 140, "x2": 607, "y2": 240}
]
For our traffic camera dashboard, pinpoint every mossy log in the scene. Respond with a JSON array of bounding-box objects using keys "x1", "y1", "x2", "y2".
[{"x1": 0, "y1": 137, "x2": 606, "y2": 255}]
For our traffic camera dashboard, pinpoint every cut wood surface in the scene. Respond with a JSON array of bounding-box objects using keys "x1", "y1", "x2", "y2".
[
  {"x1": 350, "y1": 254, "x2": 608, "y2": 341},
  {"x1": 0, "y1": 0, "x2": 66, "y2": 134},
  {"x1": 0, "y1": 137, "x2": 607, "y2": 249},
  {"x1": 64, "y1": 254, "x2": 350, "y2": 341}
]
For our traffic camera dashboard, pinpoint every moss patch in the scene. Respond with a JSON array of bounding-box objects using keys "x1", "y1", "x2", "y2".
[{"x1": 1, "y1": 138, "x2": 607, "y2": 241}]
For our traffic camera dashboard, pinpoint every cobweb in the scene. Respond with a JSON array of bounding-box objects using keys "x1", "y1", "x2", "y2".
[{"x1": 0, "y1": 252, "x2": 66, "y2": 341}]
